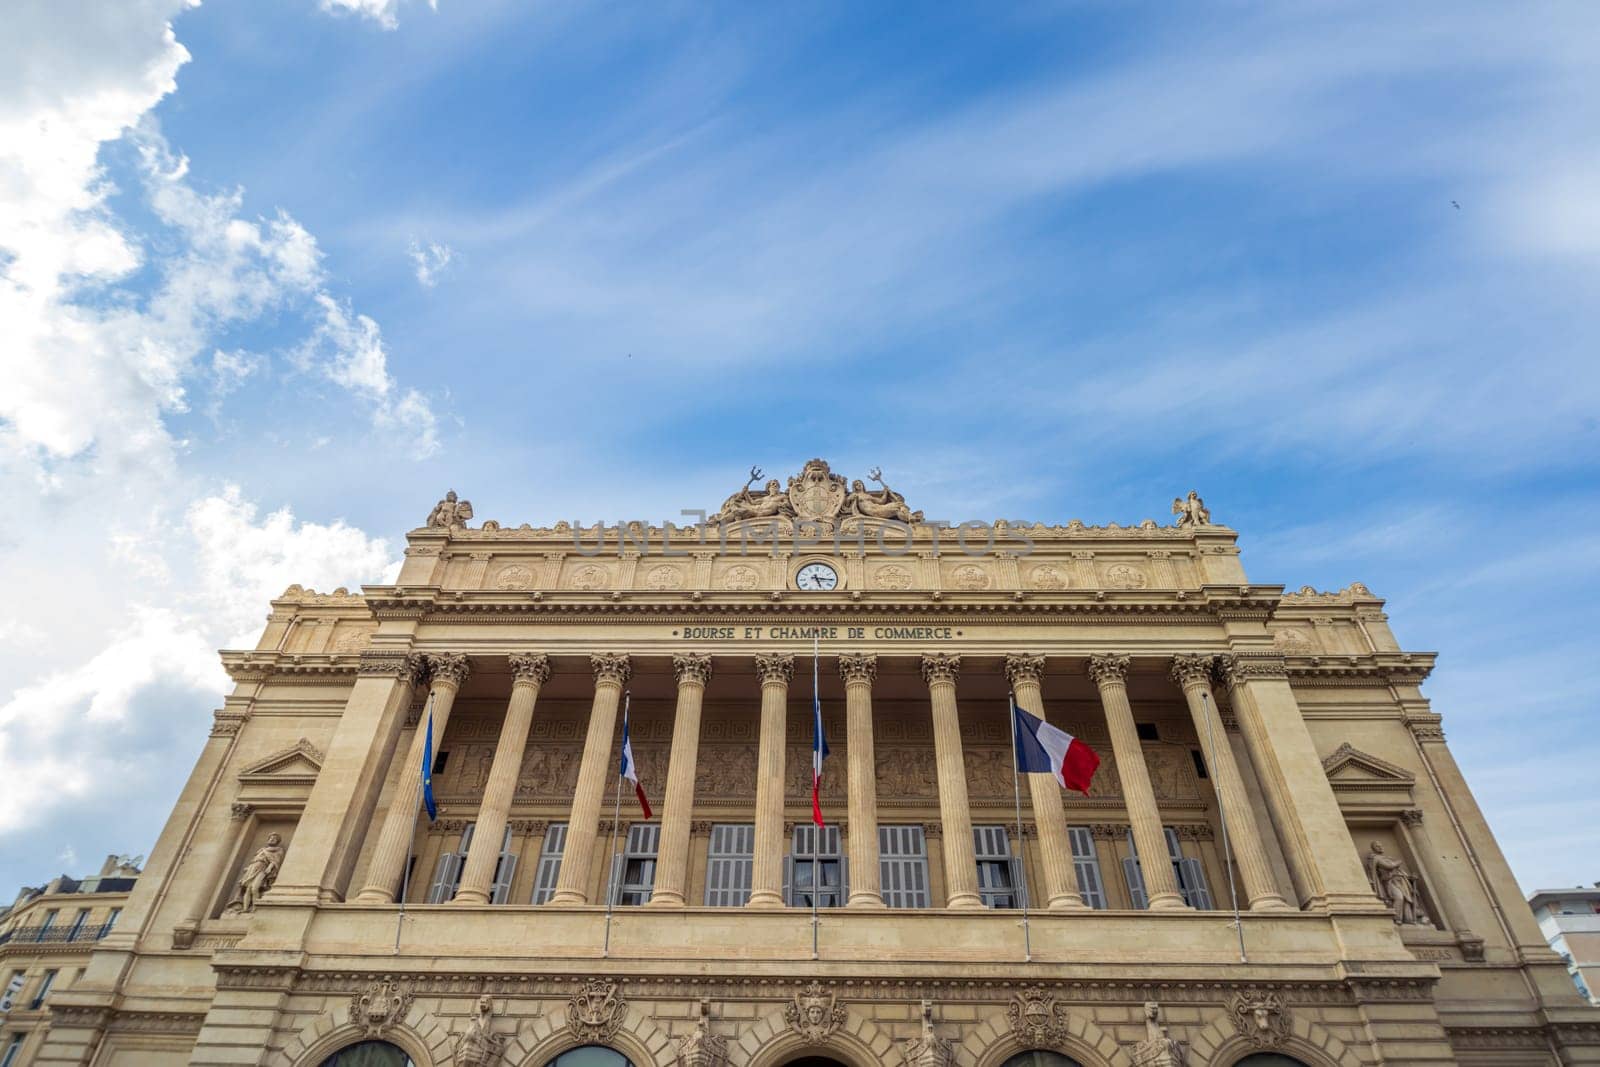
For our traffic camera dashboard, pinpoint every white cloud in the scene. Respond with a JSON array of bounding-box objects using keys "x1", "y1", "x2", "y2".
[
  {"x1": 408, "y1": 237, "x2": 454, "y2": 287},
  {"x1": 318, "y1": 0, "x2": 438, "y2": 32},
  {"x1": 297, "y1": 294, "x2": 441, "y2": 457}
]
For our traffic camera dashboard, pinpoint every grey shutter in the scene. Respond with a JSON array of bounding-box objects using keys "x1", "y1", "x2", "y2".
[
  {"x1": 1124, "y1": 829, "x2": 1148, "y2": 910},
  {"x1": 531, "y1": 823, "x2": 567, "y2": 904},
  {"x1": 704, "y1": 824, "x2": 753, "y2": 906},
  {"x1": 606, "y1": 853, "x2": 626, "y2": 907},
  {"x1": 489, "y1": 826, "x2": 516, "y2": 905},
  {"x1": 841, "y1": 855, "x2": 850, "y2": 902},
  {"x1": 621, "y1": 823, "x2": 660, "y2": 904},
  {"x1": 878, "y1": 825, "x2": 930, "y2": 909},
  {"x1": 782, "y1": 854, "x2": 794, "y2": 906},
  {"x1": 1068, "y1": 826, "x2": 1107, "y2": 909},
  {"x1": 973, "y1": 826, "x2": 1017, "y2": 908},
  {"x1": 1177, "y1": 857, "x2": 1213, "y2": 909},
  {"x1": 445, "y1": 823, "x2": 476, "y2": 899},
  {"x1": 427, "y1": 852, "x2": 461, "y2": 904}
]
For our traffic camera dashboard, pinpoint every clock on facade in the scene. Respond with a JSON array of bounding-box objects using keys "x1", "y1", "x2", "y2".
[{"x1": 795, "y1": 562, "x2": 839, "y2": 591}]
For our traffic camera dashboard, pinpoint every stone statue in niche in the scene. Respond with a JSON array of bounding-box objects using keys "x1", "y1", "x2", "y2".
[
  {"x1": 1364, "y1": 841, "x2": 1430, "y2": 926},
  {"x1": 1171, "y1": 490, "x2": 1210, "y2": 527},
  {"x1": 426, "y1": 489, "x2": 474, "y2": 528},
  {"x1": 224, "y1": 832, "x2": 284, "y2": 914}
]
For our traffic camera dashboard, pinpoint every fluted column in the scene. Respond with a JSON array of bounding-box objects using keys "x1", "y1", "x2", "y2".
[
  {"x1": 455, "y1": 653, "x2": 550, "y2": 905},
  {"x1": 549, "y1": 653, "x2": 631, "y2": 905},
  {"x1": 1005, "y1": 654, "x2": 1086, "y2": 910},
  {"x1": 922, "y1": 653, "x2": 982, "y2": 909},
  {"x1": 1087, "y1": 653, "x2": 1187, "y2": 910},
  {"x1": 840, "y1": 654, "x2": 884, "y2": 908},
  {"x1": 647, "y1": 654, "x2": 712, "y2": 908},
  {"x1": 747, "y1": 653, "x2": 793, "y2": 908},
  {"x1": 355, "y1": 653, "x2": 470, "y2": 904},
  {"x1": 1171, "y1": 654, "x2": 1289, "y2": 911}
]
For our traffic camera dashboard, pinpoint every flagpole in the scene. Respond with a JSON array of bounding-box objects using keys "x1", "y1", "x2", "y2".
[
  {"x1": 1201, "y1": 689, "x2": 1247, "y2": 963},
  {"x1": 395, "y1": 691, "x2": 434, "y2": 955},
  {"x1": 1007, "y1": 692, "x2": 1033, "y2": 963},
  {"x1": 810, "y1": 632, "x2": 820, "y2": 962},
  {"x1": 603, "y1": 691, "x2": 629, "y2": 960}
]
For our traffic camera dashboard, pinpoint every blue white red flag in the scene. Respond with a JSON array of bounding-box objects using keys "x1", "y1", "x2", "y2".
[
  {"x1": 619, "y1": 699, "x2": 652, "y2": 819},
  {"x1": 811, "y1": 686, "x2": 829, "y2": 827},
  {"x1": 1012, "y1": 698, "x2": 1100, "y2": 795}
]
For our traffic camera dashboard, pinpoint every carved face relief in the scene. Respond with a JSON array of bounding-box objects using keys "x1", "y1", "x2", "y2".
[
  {"x1": 785, "y1": 981, "x2": 845, "y2": 1044},
  {"x1": 1228, "y1": 991, "x2": 1290, "y2": 1048}
]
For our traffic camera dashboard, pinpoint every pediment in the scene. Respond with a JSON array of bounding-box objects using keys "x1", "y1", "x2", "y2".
[
  {"x1": 238, "y1": 738, "x2": 325, "y2": 785},
  {"x1": 1322, "y1": 742, "x2": 1415, "y2": 792}
]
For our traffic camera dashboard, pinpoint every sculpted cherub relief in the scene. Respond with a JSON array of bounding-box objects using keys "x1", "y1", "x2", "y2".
[
  {"x1": 426, "y1": 489, "x2": 474, "y2": 528},
  {"x1": 1171, "y1": 490, "x2": 1210, "y2": 527}
]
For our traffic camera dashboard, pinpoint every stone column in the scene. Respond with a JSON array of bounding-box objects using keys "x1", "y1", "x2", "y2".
[
  {"x1": 1087, "y1": 653, "x2": 1187, "y2": 910},
  {"x1": 353, "y1": 653, "x2": 470, "y2": 904},
  {"x1": 839, "y1": 654, "x2": 884, "y2": 909},
  {"x1": 747, "y1": 653, "x2": 793, "y2": 908},
  {"x1": 454, "y1": 653, "x2": 550, "y2": 905},
  {"x1": 922, "y1": 653, "x2": 982, "y2": 909},
  {"x1": 1005, "y1": 654, "x2": 1086, "y2": 910},
  {"x1": 648, "y1": 653, "x2": 712, "y2": 908},
  {"x1": 549, "y1": 653, "x2": 631, "y2": 905},
  {"x1": 1171, "y1": 654, "x2": 1290, "y2": 911}
]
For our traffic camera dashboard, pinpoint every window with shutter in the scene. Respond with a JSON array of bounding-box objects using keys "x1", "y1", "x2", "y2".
[
  {"x1": 427, "y1": 823, "x2": 475, "y2": 903},
  {"x1": 1067, "y1": 826, "x2": 1107, "y2": 909},
  {"x1": 878, "y1": 825, "x2": 930, "y2": 909},
  {"x1": 1123, "y1": 829, "x2": 1148, "y2": 910},
  {"x1": 489, "y1": 825, "x2": 517, "y2": 904},
  {"x1": 1164, "y1": 827, "x2": 1213, "y2": 909},
  {"x1": 1, "y1": 1033, "x2": 23, "y2": 1067},
  {"x1": 704, "y1": 824, "x2": 754, "y2": 906},
  {"x1": 530, "y1": 823, "x2": 567, "y2": 904},
  {"x1": 614, "y1": 823, "x2": 660, "y2": 905},
  {"x1": 788, "y1": 825, "x2": 844, "y2": 907},
  {"x1": 973, "y1": 825, "x2": 1025, "y2": 908}
]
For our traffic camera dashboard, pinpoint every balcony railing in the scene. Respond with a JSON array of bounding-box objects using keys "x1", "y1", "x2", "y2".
[{"x1": 0, "y1": 921, "x2": 115, "y2": 946}]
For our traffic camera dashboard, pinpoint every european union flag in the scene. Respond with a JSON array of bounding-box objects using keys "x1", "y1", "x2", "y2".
[{"x1": 421, "y1": 700, "x2": 438, "y2": 821}]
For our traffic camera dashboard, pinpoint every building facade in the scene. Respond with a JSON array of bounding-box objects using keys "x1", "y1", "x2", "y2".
[
  {"x1": 1530, "y1": 888, "x2": 1600, "y2": 1007},
  {"x1": 33, "y1": 461, "x2": 1600, "y2": 1066},
  {"x1": 0, "y1": 858, "x2": 137, "y2": 1067}
]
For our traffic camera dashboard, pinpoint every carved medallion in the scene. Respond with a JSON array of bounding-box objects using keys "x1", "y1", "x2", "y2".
[
  {"x1": 874, "y1": 565, "x2": 913, "y2": 590},
  {"x1": 785, "y1": 980, "x2": 846, "y2": 1044},
  {"x1": 351, "y1": 978, "x2": 411, "y2": 1036},
  {"x1": 571, "y1": 564, "x2": 610, "y2": 590},
  {"x1": 722, "y1": 565, "x2": 760, "y2": 590},
  {"x1": 1028, "y1": 565, "x2": 1068, "y2": 590},
  {"x1": 645, "y1": 565, "x2": 684, "y2": 589},
  {"x1": 1228, "y1": 990, "x2": 1290, "y2": 1048},
  {"x1": 494, "y1": 564, "x2": 534, "y2": 590},
  {"x1": 1007, "y1": 986, "x2": 1068, "y2": 1047},
  {"x1": 953, "y1": 564, "x2": 990, "y2": 590},
  {"x1": 787, "y1": 459, "x2": 848, "y2": 522},
  {"x1": 1105, "y1": 563, "x2": 1149, "y2": 589},
  {"x1": 567, "y1": 978, "x2": 626, "y2": 1044}
]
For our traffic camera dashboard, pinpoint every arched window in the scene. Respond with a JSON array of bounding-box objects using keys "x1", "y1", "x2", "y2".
[
  {"x1": 319, "y1": 1040, "x2": 414, "y2": 1067},
  {"x1": 1001, "y1": 1054, "x2": 1084, "y2": 1067},
  {"x1": 1232, "y1": 1055, "x2": 1312, "y2": 1067},
  {"x1": 544, "y1": 1047, "x2": 635, "y2": 1067}
]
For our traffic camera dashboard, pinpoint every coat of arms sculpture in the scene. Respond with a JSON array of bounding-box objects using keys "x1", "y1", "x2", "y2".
[{"x1": 785, "y1": 980, "x2": 846, "y2": 1044}]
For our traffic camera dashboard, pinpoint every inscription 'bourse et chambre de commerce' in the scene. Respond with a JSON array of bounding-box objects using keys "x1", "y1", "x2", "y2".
[{"x1": 22, "y1": 459, "x2": 1597, "y2": 1067}]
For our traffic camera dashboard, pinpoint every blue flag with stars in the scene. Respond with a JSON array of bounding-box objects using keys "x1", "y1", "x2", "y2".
[{"x1": 421, "y1": 700, "x2": 438, "y2": 821}]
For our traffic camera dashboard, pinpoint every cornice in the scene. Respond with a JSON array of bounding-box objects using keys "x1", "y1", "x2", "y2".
[
  {"x1": 221, "y1": 652, "x2": 363, "y2": 683},
  {"x1": 1284, "y1": 654, "x2": 1435, "y2": 687},
  {"x1": 409, "y1": 521, "x2": 1238, "y2": 544}
]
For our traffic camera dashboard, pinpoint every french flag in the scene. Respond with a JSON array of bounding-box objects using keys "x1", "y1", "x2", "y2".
[
  {"x1": 1012, "y1": 698, "x2": 1100, "y2": 795},
  {"x1": 619, "y1": 698, "x2": 652, "y2": 819},
  {"x1": 811, "y1": 688, "x2": 829, "y2": 827}
]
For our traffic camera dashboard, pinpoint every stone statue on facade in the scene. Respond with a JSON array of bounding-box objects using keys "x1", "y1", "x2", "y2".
[
  {"x1": 1130, "y1": 1002, "x2": 1187, "y2": 1066},
  {"x1": 899, "y1": 998, "x2": 954, "y2": 1067},
  {"x1": 843, "y1": 467, "x2": 924, "y2": 524},
  {"x1": 224, "y1": 832, "x2": 284, "y2": 914},
  {"x1": 711, "y1": 467, "x2": 795, "y2": 524},
  {"x1": 454, "y1": 994, "x2": 505, "y2": 1067},
  {"x1": 427, "y1": 489, "x2": 474, "y2": 528},
  {"x1": 1364, "y1": 841, "x2": 1429, "y2": 925},
  {"x1": 1171, "y1": 491, "x2": 1210, "y2": 527},
  {"x1": 675, "y1": 997, "x2": 729, "y2": 1066}
]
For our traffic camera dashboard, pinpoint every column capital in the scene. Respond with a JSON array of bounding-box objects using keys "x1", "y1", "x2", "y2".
[
  {"x1": 920, "y1": 652, "x2": 961, "y2": 685},
  {"x1": 1003, "y1": 653, "x2": 1046, "y2": 688},
  {"x1": 1216, "y1": 651, "x2": 1287, "y2": 687},
  {"x1": 755, "y1": 653, "x2": 794, "y2": 685},
  {"x1": 509, "y1": 652, "x2": 552, "y2": 686},
  {"x1": 838, "y1": 653, "x2": 877, "y2": 685},
  {"x1": 590, "y1": 652, "x2": 632, "y2": 685},
  {"x1": 673, "y1": 653, "x2": 713, "y2": 686},
  {"x1": 1170, "y1": 653, "x2": 1215, "y2": 690},
  {"x1": 1400, "y1": 808, "x2": 1425, "y2": 827},
  {"x1": 1086, "y1": 652, "x2": 1130, "y2": 687},
  {"x1": 425, "y1": 652, "x2": 471, "y2": 689}
]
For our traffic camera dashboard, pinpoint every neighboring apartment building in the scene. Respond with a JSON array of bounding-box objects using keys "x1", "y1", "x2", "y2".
[
  {"x1": 1531, "y1": 887, "x2": 1600, "y2": 1005},
  {"x1": 0, "y1": 857, "x2": 138, "y2": 1067}
]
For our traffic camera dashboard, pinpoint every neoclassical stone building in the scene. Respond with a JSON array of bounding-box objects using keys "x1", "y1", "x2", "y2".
[{"x1": 34, "y1": 461, "x2": 1599, "y2": 1066}]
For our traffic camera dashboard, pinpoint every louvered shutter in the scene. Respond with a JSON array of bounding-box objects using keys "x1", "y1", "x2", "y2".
[
  {"x1": 704, "y1": 824, "x2": 753, "y2": 906},
  {"x1": 427, "y1": 852, "x2": 461, "y2": 904},
  {"x1": 606, "y1": 853, "x2": 626, "y2": 907},
  {"x1": 878, "y1": 825, "x2": 930, "y2": 909},
  {"x1": 782, "y1": 854, "x2": 794, "y2": 906},
  {"x1": 1177, "y1": 857, "x2": 1213, "y2": 909},
  {"x1": 1123, "y1": 830, "x2": 1149, "y2": 910},
  {"x1": 530, "y1": 824, "x2": 567, "y2": 904},
  {"x1": 489, "y1": 825, "x2": 516, "y2": 905},
  {"x1": 1068, "y1": 826, "x2": 1107, "y2": 909},
  {"x1": 973, "y1": 826, "x2": 1020, "y2": 908}
]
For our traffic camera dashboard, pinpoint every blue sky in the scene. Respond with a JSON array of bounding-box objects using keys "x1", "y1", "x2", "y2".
[{"x1": 1, "y1": 1, "x2": 1596, "y2": 897}]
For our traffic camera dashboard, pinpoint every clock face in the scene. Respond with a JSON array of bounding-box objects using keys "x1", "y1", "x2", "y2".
[{"x1": 795, "y1": 562, "x2": 839, "y2": 591}]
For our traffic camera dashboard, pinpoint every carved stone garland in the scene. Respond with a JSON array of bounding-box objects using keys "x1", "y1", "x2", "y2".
[
  {"x1": 567, "y1": 978, "x2": 627, "y2": 1044},
  {"x1": 785, "y1": 980, "x2": 846, "y2": 1045}
]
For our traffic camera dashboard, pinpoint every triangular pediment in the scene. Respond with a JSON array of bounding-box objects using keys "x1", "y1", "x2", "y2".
[
  {"x1": 1322, "y1": 742, "x2": 1415, "y2": 788},
  {"x1": 238, "y1": 738, "x2": 325, "y2": 784}
]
